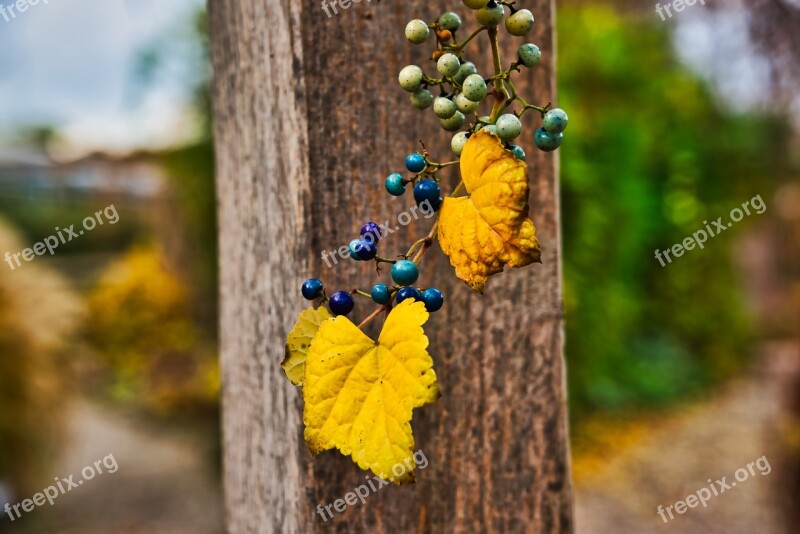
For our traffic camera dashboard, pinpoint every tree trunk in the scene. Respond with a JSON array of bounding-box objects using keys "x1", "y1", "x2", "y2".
[{"x1": 209, "y1": 0, "x2": 572, "y2": 532}]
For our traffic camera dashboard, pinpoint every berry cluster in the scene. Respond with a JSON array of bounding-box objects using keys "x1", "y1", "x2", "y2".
[
  {"x1": 299, "y1": 0, "x2": 556, "y2": 328},
  {"x1": 399, "y1": 0, "x2": 568, "y2": 157}
]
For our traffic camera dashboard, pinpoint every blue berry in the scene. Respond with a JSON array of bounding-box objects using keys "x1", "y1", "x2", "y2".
[
  {"x1": 509, "y1": 144, "x2": 526, "y2": 160},
  {"x1": 542, "y1": 108, "x2": 568, "y2": 133},
  {"x1": 421, "y1": 288, "x2": 444, "y2": 312},
  {"x1": 360, "y1": 221, "x2": 382, "y2": 244},
  {"x1": 328, "y1": 291, "x2": 355, "y2": 316},
  {"x1": 371, "y1": 283, "x2": 391, "y2": 305},
  {"x1": 534, "y1": 127, "x2": 563, "y2": 152},
  {"x1": 396, "y1": 286, "x2": 421, "y2": 304},
  {"x1": 385, "y1": 173, "x2": 406, "y2": 196},
  {"x1": 413, "y1": 179, "x2": 441, "y2": 207},
  {"x1": 355, "y1": 239, "x2": 377, "y2": 261},
  {"x1": 349, "y1": 239, "x2": 363, "y2": 260},
  {"x1": 405, "y1": 153, "x2": 426, "y2": 173},
  {"x1": 391, "y1": 260, "x2": 419, "y2": 286},
  {"x1": 301, "y1": 278, "x2": 323, "y2": 300}
]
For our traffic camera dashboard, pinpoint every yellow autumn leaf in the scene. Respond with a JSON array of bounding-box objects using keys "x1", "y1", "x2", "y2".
[
  {"x1": 282, "y1": 306, "x2": 332, "y2": 386},
  {"x1": 438, "y1": 130, "x2": 541, "y2": 293},
  {"x1": 303, "y1": 300, "x2": 438, "y2": 484}
]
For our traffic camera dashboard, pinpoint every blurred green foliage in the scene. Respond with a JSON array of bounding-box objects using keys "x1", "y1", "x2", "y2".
[{"x1": 558, "y1": 5, "x2": 790, "y2": 421}]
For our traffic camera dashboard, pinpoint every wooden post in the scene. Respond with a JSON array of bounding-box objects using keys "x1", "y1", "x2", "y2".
[{"x1": 209, "y1": 0, "x2": 572, "y2": 531}]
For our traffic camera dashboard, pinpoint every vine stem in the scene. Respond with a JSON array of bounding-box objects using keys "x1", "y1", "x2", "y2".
[
  {"x1": 487, "y1": 27, "x2": 510, "y2": 123},
  {"x1": 358, "y1": 305, "x2": 389, "y2": 329}
]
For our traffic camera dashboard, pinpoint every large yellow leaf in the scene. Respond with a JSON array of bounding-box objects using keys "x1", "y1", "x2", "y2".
[
  {"x1": 303, "y1": 300, "x2": 438, "y2": 484},
  {"x1": 282, "y1": 306, "x2": 332, "y2": 386},
  {"x1": 438, "y1": 130, "x2": 541, "y2": 293}
]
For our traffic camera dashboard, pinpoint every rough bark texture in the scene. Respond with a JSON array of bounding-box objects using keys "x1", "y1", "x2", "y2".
[{"x1": 209, "y1": 0, "x2": 572, "y2": 532}]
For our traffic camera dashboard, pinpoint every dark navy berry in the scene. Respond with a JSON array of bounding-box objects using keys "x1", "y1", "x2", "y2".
[
  {"x1": 421, "y1": 288, "x2": 444, "y2": 312},
  {"x1": 371, "y1": 283, "x2": 391, "y2": 304},
  {"x1": 405, "y1": 153, "x2": 426, "y2": 173},
  {"x1": 301, "y1": 278, "x2": 323, "y2": 300},
  {"x1": 360, "y1": 221, "x2": 382, "y2": 244},
  {"x1": 355, "y1": 239, "x2": 377, "y2": 261},
  {"x1": 328, "y1": 291, "x2": 355, "y2": 316},
  {"x1": 385, "y1": 173, "x2": 406, "y2": 196},
  {"x1": 413, "y1": 179, "x2": 441, "y2": 207},
  {"x1": 391, "y1": 260, "x2": 419, "y2": 286},
  {"x1": 396, "y1": 286, "x2": 421, "y2": 304}
]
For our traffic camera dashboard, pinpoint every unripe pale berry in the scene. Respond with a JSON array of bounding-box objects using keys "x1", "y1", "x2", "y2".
[
  {"x1": 405, "y1": 19, "x2": 430, "y2": 44},
  {"x1": 453, "y1": 61, "x2": 477, "y2": 85},
  {"x1": 495, "y1": 113, "x2": 522, "y2": 141},
  {"x1": 462, "y1": 74, "x2": 487, "y2": 102},
  {"x1": 399, "y1": 65, "x2": 424, "y2": 92},
  {"x1": 410, "y1": 88, "x2": 434, "y2": 109},
  {"x1": 455, "y1": 92, "x2": 479, "y2": 114},
  {"x1": 476, "y1": 4, "x2": 504, "y2": 26},
  {"x1": 462, "y1": 0, "x2": 489, "y2": 9},
  {"x1": 482, "y1": 124, "x2": 498, "y2": 135},
  {"x1": 542, "y1": 108, "x2": 568, "y2": 133},
  {"x1": 439, "y1": 12, "x2": 462, "y2": 31},
  {"x1": 433, "y1": 97, "x2": 457, "y2": 119},
  {"x1": 440, "y1": 111, "x2": 465, "y2": 131},
  {"x1": 518, "y1": 43, "x2": 541, "y2": 68},
  {"x1": 451, "y1": 131, "x2": 470, "y2": 156},
  {"x1": 505, "y1": 9, "x2": 534, "y2": 36},
  {"x1": 437, "y1": 53, "x2": 461, "y2": 77},
  {"x1": 534, "y1": 127, "x2": 563, "y2": 152}
]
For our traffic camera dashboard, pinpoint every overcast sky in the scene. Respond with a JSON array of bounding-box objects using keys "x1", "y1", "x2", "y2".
[{"x1": 0, "y1": 0, "x2": 204, "y2": 156}]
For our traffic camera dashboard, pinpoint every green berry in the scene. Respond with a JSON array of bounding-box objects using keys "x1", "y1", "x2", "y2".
[
  {"x1": 509, "y1": 144, "x2": 526, "y2": 160},
  {"x1": 476, "y1": 4, "x2": 504, "y2": 26},
  {"x1": 542, "y1": 108, "x2": 568, "y2": 133},
  {"x1": 496, "y1": 113, "x2": 522, "y2": 141},
  {"x1": 518, "y1": 44, "x2": 541, "y2": 68},
  {"x1": 462, "y1": 74, "x2": 487, "y2": 102},
  {"x1": 534, "y1": 127, "x2": 563, "y2": 152},
  {"x1": 439, "y1": 12, "x2": 462, "y2": 31},
  {"x1": 462, "y1": 0, "x2": 489, "y2": 9},
  {"x1": 453, "y1": 62, "x2": 477, "y2": 85},
  {"x1": 505, "y1": 9, "x2": 534, "y2": 36},
  {"x1": 451, "y1": 132, "x2": 470, "y2": 156},
  {"x1": 482, "y1": 124, "x2": 498, "y2": 135},
  {"x1": 410, "y1": 88, "x2": 434, "y2": 109},
  {"x1": 433, "y1": 97, "x2": 457, "y2": 119},
  {"x1": 405, "y1": 19, "x2": 430, "y2": 44},
  {"x1": 391, "y1": 260, "x2": 419, "y2": 286},
  {"x1": 399, "y1": 65, "x2": 424, "y2": 92},
  {"x1": 455, "y1": 92, "x2": 479, "y2": 114},
  {"x1": 440, "y1": 111, "x2": 465, "y2": 131},
  {"x1": 437, "y1": 53, "x2": 461, "y2": 78}
]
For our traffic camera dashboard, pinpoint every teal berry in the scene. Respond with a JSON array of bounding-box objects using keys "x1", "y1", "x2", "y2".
[
  {"x1": 301, "y1": 278, "x2": 324, "y2": 300},
  {"x1": 405, "y1": 19, "x2": 430, "y2": 44},
  {"x1": 505, "y1": 8, "x2": 534, "y2": 36},
  {"x1": 371, "y1": 284, "x2": 391, "y2": 305},
  {"x1": 462, "y1": 74, "x2": 488, "y2": 102},
  {"x1": 454, "y1": 92, "x2": 479, "y2": 114},
  {"x1": 405, "y1": 153, "x2": 426, "y2": 173},
  {"x1": 462, "y1": 0, "x2": 488, "y2": 10},
  {"x1": 509, "y1": 144, "x2": 526, "y2": 161},
  {"x1": 451, "y1": 131, "x2": 470, "y2": 156},
  {"x1": 410, "y1": 88, "x2": 434, "y2": 110},
  {"x1": 391, "y1": 260, "x2": 419, "y2": 286},
  {"x1": 440, "y1": 111, "x2": 465, "y2": 131},
  {"x1": 349, "y1": 238, "x2": 363, "y2": 260},
  {"x1": 453, "y1": 62, "x2": 477, "y2": 85},
  {"x1": 398, "y1": 65, "x2": 424, "y2": 92},
  {"x1": 542, "y1": 108, "x2": 568, "y2": 133},
  {"x1": 437, "y1": 53, "x2": 461, "y2": 77},
  {"x1": 476, "y1": 3, "x2": 504, "y2": 26},
  {"x1": 396, "y1": 286, "x2": 422, "y2": 304},
  {"x1": 433, "y1": 96, "x2": 457, "y2": 119},
  {"x1": 534, "y1": 127, "x2": 563, "y2": 152},
  {"x1": 385, "y1": 172, "x2": 405, "y2": 196},
  {"x1": 518, "y1": 43, "x2": 541, "y2": 68},
  {"x1": 421, "y1": 288, "x2": 444, "y2": 312},
  {"x1": 496, "y1": 114, "x2": 522, "y2": 141},
  {"x1": 439, "y1": 12, "x2": 462, "y2": 31},
  {"x1": 328, "y1": 291, "x2": 355, "y2": 316}
]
